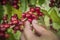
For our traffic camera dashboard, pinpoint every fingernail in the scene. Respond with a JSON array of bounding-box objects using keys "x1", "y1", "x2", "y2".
[
  {"x1": 25, "y1": 21, "x2": 30, "y2": 24},
  {"x1": 32, "y1": 20, "x2": 38, "y2": 24},
  {"x1": 25, "y1": 21, "x2": 29, "y2": 23}
]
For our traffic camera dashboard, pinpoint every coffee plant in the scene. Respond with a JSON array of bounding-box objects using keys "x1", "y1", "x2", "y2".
[{"x1": 0, "y1": 0, "x2": 60, "y2": 40}]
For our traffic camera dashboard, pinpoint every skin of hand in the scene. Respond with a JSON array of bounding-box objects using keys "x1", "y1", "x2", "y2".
[{"x1": 20, "y1": 20, "x2": 59, "y2": 40}]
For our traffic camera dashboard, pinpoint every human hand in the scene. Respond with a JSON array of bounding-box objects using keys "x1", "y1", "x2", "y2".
[{"x1": 20, "y1": 20, "x2": 58, "y2": 40}]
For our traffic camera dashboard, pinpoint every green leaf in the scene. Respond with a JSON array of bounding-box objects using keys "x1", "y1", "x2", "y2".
[
  {"x1": 38, "y1": 17, "x2": 45, "y2": 25},
  {"x1": 41, "y1": 9, "x2": 50, "y2": 17},
  {"x1": 0, "y1": 5, "x2": 4, "y2": 23},
  {"x1": 7, "y1": 28, "x2": 16, "y2": 40},
  {"x1": 49, "y1": 8, "x2": 60, "y2": 25},
  {"x1": 12, "y1": 8, "x2": 22, "y2": 19},
  {"x1": 7, "y1": 28, "x2": 13, "y2": 33},
  {"x1": 53, "y1": 22, "x2": 60, "y2": 30},
  {"x1": 20, "y1": 0, "x2": 28, "y2": 12},
  {"x1": 28, "y1": 0, "x2": 36, "y2": 5},
  {"x1": 14, "y1": 31, "x2": 21, "y2": 40},
  {"x1": 44, "y1": 15, "x2": 50, "y2": 28},
  {"x1": 56, "y1": 30, "x2": 60, "y2": 40},
  {"x1": 38, "y1": 0, "x2": 45, "y2": 5},
  {"x1": 6, "y1": 4, "x2": 12, "y2": 21}
]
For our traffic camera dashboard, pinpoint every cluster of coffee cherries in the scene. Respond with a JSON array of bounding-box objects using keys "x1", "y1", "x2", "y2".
[
  {"x1": 11, "y1": 0, "x2": 19, "y2": 9},
  {"x1": 0, "y1": 14, "x2": 23, "y2": 39},
  {"x1": 22, "y1": 7, "x2": 44, "y2": 23},
  {"x1": 0, "y1": 0, "x2": 19, "y2": 9},
  {"x1": 49, "y1": 0, "x2": 60, "y2": 8},
  {"x1": 0, "y1": 15, "x2": 10, "y2": 40},
  {"x1": 11, "y1": 6, "x2": 44, "y2": 32}
]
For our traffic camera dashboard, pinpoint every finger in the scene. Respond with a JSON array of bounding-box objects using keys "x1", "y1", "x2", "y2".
[
  {"x1": 24, "y1": 21, "x2": 35, "y2": 40},
  {"x1": 32, "y1": 20, "x2": 49, "y2": 35},
  {"x1": 32, "y1": 20, "x2": 59, "y2": 40},
  {"x1": 20, "y1": 33, "x2": 26, "y2": 40}
]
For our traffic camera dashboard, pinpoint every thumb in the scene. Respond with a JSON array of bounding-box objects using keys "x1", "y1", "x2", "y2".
[
  {"x1": 24, "y1": 21, "x2": 35, "y2": 40},
  {"x1": 32, "y1": 20, "x2": 50, "y2": 35},
  {"x1": 32, "y1": 20, "x2": 58, "y2": 40}
]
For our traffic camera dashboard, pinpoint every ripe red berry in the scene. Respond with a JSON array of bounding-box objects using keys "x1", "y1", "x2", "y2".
[
  {"x1": 13, "y1": 4, "x2": 17, "y2": 7},
  {"x1": 0, "y1": 27, "x2": 6, "y2": 32},
  {"x1": 10, "y1": 15, "x2": 19, "y2": 25},
  {"x1": 5, "y1": 34, "x2": 10, "y2": 38},
  {"x1": 32, "y1": 14, "x2": 37, "y2": 19},
  {"x1": 3, "y1": 24, "x2": 10, "y2": 28},
  {"x1": 26, "y1": 13, "x2": 31, "y2": 18},
  {"x1": 0, "y1": 32, "x2": 4, "y2": 36},
  {"x1": 14, "y1": 14, "x2": 18, "y2": 17},
  {"x1": 1, "y1": 0, "x2": 7, "y2": 5},
  {"x1": 49, "y1": 3, "x2": 54, "y2": 7},
  {"x1": 39, "y1": 12, "x2": 44, "y2": 16},
  {"x1": 13, "y1": 4, "x2": 19, "y2": 9},
  {"x1": 35, "y1": 7, "x2": 40, "y2": 12},
  {"x1": 13, "y1": 0, "x2": 18, "y2": 4},
  {"x1": 30, "y1": 7, "x2": 35, "y2": 12},
  {"x1": 11, "y1": 16, "x2": 17, "y2": 21},
  {"x1": 28, "y1": 18, "x2": 32, "y2": 23},
  {"x1": 11, "y1": 20, "x2": 19, "y2": 24},
  {"x1": 22, "y1": 13, "x2": 26, "y2": 18},
  {"x1": 0, "y1": 24, "x2": 4, "y2": 28},
  {"x1": 37, "y1": 12, "x2": 43, "y2": 16},
  {"x1": 28, "y1": 11, "x2": 33, "y2": 15}
]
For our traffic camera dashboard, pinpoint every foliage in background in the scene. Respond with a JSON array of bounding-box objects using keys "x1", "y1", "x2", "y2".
[
  {"x1": 0, "y1": 0, "x2": 60, "y2": 40},
  {"x1": 0, "y1": 5, "x2": 4, "y2": 23}
]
